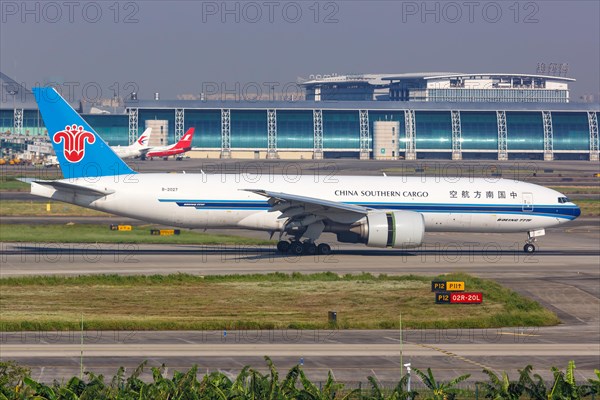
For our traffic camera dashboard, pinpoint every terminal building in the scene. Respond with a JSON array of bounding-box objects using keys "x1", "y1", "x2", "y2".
[
  {"x1": 302, "y1": 72, "x2": 574, "y2": 103},
  {"x1": 1, "y1": 71, "x2": 599, "y2": 161}
]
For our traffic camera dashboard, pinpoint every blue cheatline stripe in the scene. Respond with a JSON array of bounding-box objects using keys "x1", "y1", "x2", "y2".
[{"x1": 158, "y1": 199, "x2": 579, "y2": 220}]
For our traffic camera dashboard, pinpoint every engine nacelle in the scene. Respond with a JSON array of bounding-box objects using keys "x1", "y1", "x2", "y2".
[{"x1": 365, "y1": 211, "x2": 425, "y2": 248}]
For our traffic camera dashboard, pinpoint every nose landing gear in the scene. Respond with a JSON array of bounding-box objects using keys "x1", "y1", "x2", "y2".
[
  {"x1": 523, "y1": 229, "x2": 545, "y2": 253},
  {"x1": 523, "y1": 242, "x2": 536, "y2": 253}
]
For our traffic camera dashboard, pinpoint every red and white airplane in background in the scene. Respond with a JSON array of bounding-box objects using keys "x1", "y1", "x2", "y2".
[{"x1": 144, "y1": 127, "x2": 195, "y2": 160}]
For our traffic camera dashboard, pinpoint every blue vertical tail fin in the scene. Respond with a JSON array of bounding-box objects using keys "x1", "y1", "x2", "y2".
[{"x1": 33, "y1": 87, "x2": 136, "y2": 179}]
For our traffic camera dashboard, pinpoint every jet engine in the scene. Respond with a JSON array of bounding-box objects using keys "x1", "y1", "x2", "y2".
[{"x1": 333, "y1": 210, "x2": 425, "y2": 249}]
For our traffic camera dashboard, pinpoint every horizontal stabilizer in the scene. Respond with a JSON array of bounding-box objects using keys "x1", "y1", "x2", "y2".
[{"x1": 33, "y1": 180, "x2": 115, "y2": 196}]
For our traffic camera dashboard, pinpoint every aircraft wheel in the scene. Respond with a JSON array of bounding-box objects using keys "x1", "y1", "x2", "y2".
[
  {"x1": 523, "y1": 243, "x2": 536, "y2": 253},
  {"x1": 289, "y1": 241, "x2": 304, "y2": 256},
  {"x1": 303, "y1": 242, "x2": 317, "y2": 255},
  {"x1": 276, "y1": 240, "x2": 290, "y2": 253},
  {"x1": 317, "y1": 243, "x2": 332, "y2": 255}
]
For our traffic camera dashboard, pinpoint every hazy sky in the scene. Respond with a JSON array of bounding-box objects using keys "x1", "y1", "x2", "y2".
[{"x1": 1, "y1": 0, "x2": 599, "y2": 100}]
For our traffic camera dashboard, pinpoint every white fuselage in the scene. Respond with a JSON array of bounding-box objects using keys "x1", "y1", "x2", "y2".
[
  {"x1": 31, "y1": 174, "x2": 579, "y2": 235},
  {"x1": 111, "y1": 146, "x2": 145, "y2": 159}
]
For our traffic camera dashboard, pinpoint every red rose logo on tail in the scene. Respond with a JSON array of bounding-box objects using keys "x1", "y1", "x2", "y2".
[{"x1": 53, "y1": 124, "x2": 96, "y2": 163}]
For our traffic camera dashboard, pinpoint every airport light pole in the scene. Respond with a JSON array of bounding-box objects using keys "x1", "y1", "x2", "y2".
[
  {"x1": 9, "y1": 89, "x2": 17, "y2": 105},
  {"x1": 399, "y1": 313, "x2": 403, "y2": 379},
  {"x1": 8, "y1": 88, "x2": 17, "y2": 134},
  {"x1": 112, "y1": 90, "x2": 118, "y2": 114},
  {"x1": 404, "y1": 363, "x2": 411, "y2": 394}
]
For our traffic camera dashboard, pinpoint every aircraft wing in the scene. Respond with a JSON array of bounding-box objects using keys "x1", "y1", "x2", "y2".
[{"x1": 243, "y1": 189, "x2": 369, "y2": 217}]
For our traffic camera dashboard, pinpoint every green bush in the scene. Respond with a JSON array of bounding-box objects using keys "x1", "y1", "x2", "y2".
[{"x1": 0, "y1": 359, "x2": 597, "y2": 399}]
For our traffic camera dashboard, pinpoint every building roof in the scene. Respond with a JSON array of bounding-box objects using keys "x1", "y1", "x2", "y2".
[
  {"x1": 1, "y1": 72, "x2": 81, "y2": 111},
  {"x1": 124, "y1": 99, "x2": 599, "y2": 112},
  {"x1": 379, "y1": 73, "x2": 461, "y2": 81},
  {"x1": 383, "y1": 73, "x2": 576, "y2": 82},
  {"x1": 301, "y1": 73, "x2": 460, "y2": 86},
  {"x1": 301, "y1": 74, "x2": 393, "y2": 86},
  {"x1": 422, "y1": 73, "x2": 576, "y2": 82},
  {"x1": 0, "y1": 72, "x2": 38, "y2": 110}
]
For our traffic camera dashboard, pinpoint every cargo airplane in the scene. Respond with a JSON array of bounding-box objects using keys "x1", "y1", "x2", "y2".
[
  {"x1": 145, "y1": 128, "x2": 195, "y2": 160},
  {"x1": 30, "y1": 88, "x2": 580, "y2": 255},
  {"x1": 111, "y1": 128, "x2": 152, "y2": 159}
]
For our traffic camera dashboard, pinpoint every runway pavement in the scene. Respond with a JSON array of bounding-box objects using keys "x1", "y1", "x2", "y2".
[
  {"x1": 2, "y1": 329, "x2": 598, "y2": 383},
  {"x1": 2, "y1": 218, "x2": 598, "y2": 279},
  {"x1": 1, "y1": 218, "x2": 599, "y2": 383}
]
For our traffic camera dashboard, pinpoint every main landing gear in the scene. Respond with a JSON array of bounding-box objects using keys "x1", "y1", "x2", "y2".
[
  {"x1": 276, "y1": 220, "x2": 329, "y2": 255},
  {"x1": 276, "y1": 240, "x2": 331, "y2": 256}
]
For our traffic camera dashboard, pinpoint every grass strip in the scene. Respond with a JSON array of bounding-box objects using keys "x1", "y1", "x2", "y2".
[
  {"x1": 549, "y1": 186, "x2": 600, "y2": 195},
  {"x1": 0, "y1": 200, "x2": 109, "y2": 216},
  {"x1": 574, "y1": 199, "x2": 600, "y2": 216},
  {"x1": 0, "y1": 178, "x2": 31, "y2": 192},
  {"x1": 0, "y1": 272, "x2": 559, "y2": 331},
  {"x1": 0, "y1": 224, "x2": 273, "y2": 245},
  {"x1": 0, "y1": 169, "x2": 62, "y2": 181}
]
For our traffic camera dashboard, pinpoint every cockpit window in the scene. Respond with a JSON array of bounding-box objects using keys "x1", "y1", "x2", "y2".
[{"x1": 558, "y1": 197, "x2": 570, "y2": 204}]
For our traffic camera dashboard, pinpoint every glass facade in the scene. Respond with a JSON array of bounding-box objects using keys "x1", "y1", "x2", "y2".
[
  {"x1": 461, "y1": 112, "x2": 498, "y2": 150},
  {"x1": 414, "y1": 111, "x2": 452, "y2": 150},
  {"x1": 428, "y1": 89, "x2": 569, "y2": 103},
  {"x1": 0, "y1": 111, "x2": 127, "y2": 142},
  {"x1": 0, "y1": 110, "x2": 11, "y2": 133},
  {"x1": 506, "y1": 112, "x2": 544, "y2": 150},
  {"x1": 231, "y1": 110, "x2": 267, "y2": 148},
  {"x1": 0, "y1": 110, "x2": 45, "y2": 136},
  {"x1": 323, "y1": 111, "x2": 359, "y2": 149},
  {"x1": 277, "y1": 110, "x2": 313, "y2": 149},
  {"x1": 552, "y1": 112, "x2": 590, "y2": 151},
  {"x1": 186, "y1": 110, "x2": 220, "y2": 148},
  {"x1": 3, "y1": 107, "x2": 596, "y2": 157},
  {"x1": 84, "y1": 114, "x2": 129, "y2": 146}
]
